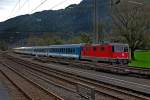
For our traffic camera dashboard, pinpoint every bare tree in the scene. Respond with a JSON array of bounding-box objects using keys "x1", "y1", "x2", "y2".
[{"x1": 112, "y1": 3, "x2": 150, "y2": 60}]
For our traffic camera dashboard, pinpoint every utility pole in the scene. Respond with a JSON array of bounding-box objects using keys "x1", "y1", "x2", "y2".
[
  {"x1": 93, "y1": 0, "x2": 120, "y2": 44},
  {"x1": 93, "y1": 0, "x2": 99, "y2": 44}
]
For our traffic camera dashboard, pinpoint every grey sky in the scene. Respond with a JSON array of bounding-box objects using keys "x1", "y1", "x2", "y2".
[{"x1": 0, "y1": 0, "x2": 82, "y2": 22}]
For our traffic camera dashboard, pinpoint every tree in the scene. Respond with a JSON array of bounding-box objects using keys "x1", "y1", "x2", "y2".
[
  {"x1": 112, "y1": 4, "x2": 150, "y2": 60},
  {"x1": 0, "y1": 41, "x2": 8, "y2": 51},
  {"x1": 27, "y1": 33, "x2": 64, "y2": 46},
  {"x1": 80, "y1": 33, "x2": 92, "y2": 43},
  {"x1": 67, "y1": 36, "x2": 82, "y2": 44}
]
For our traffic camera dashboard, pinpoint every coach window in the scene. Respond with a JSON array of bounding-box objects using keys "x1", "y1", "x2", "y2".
[
  {"x1": 37, "y1": 49, "x2": 39, "y2": 52},
  {"x1": 60, "y1": 48, "x2": 61, "y2": 53},
  {"x1": 68, "y1": 48, "x2": 70, "y2": 54},
  {"x1": 67, "y1": 48, "x2": 69, "y2": 54},
  {"x1": 70, "y1": 48, "x2": 72, "y2": 54},
  {"x1": 73, "y1": 48, "x2": 75, "y2": 54},
  {"x1": 66, "y1": 48, "x2": 68, "y2": 54},
  {"x1": 62, "y1": 48, "x2": 63, "y2": 53},
  {"x1": 55, "y1": 48, "x2": 56, "y2": 53},
  {"x1": 69, "y1": 48, "x2": 71, "y2": 54},
  {"x1": 55, "y1": 49, "x2": 57, "y2": 52},
  {"x1": 63, "y1": 48, "x2": 64, "y2": 53},
  {"x1": 65, "y1": 48, "x2": 67, "y2": 53}
]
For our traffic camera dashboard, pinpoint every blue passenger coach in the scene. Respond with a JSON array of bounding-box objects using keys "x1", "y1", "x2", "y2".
[
  {"x1": 14, "y1": 44, "x2": 83, "y2": 59},
  {"x1": 46, "y1": 44, "x2": 82, "y2": 59}
]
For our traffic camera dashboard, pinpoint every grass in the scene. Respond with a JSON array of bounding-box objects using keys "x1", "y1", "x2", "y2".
[{"x1": 129, "y1": 50, "x2": 150, "y2": 68}]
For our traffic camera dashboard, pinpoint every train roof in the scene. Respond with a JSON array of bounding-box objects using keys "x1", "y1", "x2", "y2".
[
  {"x1": 48, "y1": 44, "x2": 83, "y2": 47},
  {"x1": 13, "y1": 43, "x2": 129, "y2": 50},
  {"x1": 84, "y1": 43, "x2": 129, "y2": 46},
  {"x1": 13, "y1": 47, "x2": 33, "y2": 49},
  {"x1": 13, "y1": 44, "x2": 83, "y2": 49}
]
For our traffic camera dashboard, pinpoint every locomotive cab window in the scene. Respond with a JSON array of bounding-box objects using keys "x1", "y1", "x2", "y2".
[{"x1": 113, "y1": 45, "x2": 124, "y2": 52}]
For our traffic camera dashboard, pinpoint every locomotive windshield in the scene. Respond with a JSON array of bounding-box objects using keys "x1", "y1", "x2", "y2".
[{"x1": 112, "y1": 45, "x2": 129, "y2": 52}]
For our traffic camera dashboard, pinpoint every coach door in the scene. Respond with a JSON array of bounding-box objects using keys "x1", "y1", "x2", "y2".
[{"x1": 93, "y1": 46, "x2": 97, "y2": 57}]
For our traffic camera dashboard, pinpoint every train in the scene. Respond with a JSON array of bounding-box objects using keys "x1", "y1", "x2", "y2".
[{"x1": 13, "y1": 43, "x2": 129, "y2": 64}]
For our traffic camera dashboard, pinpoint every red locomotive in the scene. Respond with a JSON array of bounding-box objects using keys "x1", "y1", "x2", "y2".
[{"x1": 81, "y1": 43, "x2": 129, "y2": 64}]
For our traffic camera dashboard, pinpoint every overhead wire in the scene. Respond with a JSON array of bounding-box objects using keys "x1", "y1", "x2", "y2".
[
  {"x1": 7, "y1": 0, "x2": 20, "y2": 19},
  {"x1": 30, "y1": 0, "x2": 68, "y2": 13},
  {"x1": 50, "y1": 0, "x2": 69, "y2": 10},
  {"x1": 30, "y1": 0, "x2": 49, "y2": 13},
  {"x1": 14, "y1": 0, "x2": 29, "y2": 15},
  {"x1": 5, "y1": 0, "x2": 73, "y2": 33},
  {"x1": 28, "y1": 0, "x2": 30, "y2": 14}
]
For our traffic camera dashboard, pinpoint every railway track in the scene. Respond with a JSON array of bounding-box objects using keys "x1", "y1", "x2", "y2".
[
  {"x1": 3, "y1": 54, "x2": 150, "y2": 100},
  {"x1": 0, "y1": 69, "x2": 29, "y2": 100},
  {"x1": 2, "y1": 55, "x2": 121, "y2": 100},
  {"x1": 34, "y1": 56, "x2": 150, "y2": 78},
  {"x1": 3, "y1": 59, "x2": 83, "y2": 100},
  {"x1": 0, "y1": 59, "x2": 63, "y2": 100}
]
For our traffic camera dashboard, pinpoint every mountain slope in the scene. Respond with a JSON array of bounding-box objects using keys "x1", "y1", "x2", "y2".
[{"x1": 0, "y1": 0, "x2": 110, "y2": 33}]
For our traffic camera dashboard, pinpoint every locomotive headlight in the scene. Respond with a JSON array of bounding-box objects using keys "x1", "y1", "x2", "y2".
[{"x1": 122, "y1": 53, "x2": 124, "y2": 56}]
